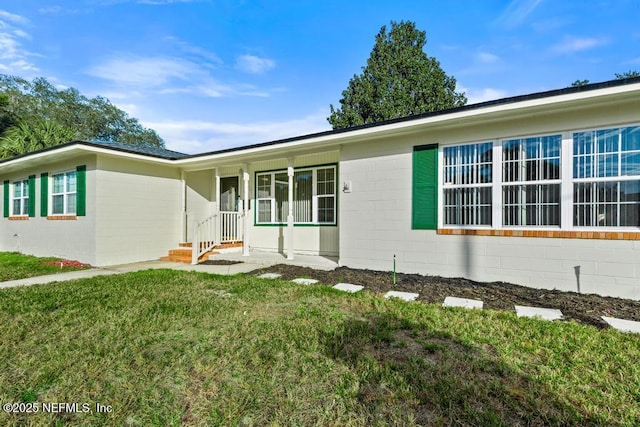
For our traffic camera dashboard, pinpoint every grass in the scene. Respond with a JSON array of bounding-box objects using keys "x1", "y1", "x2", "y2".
[
  {"x1": 0, "y1": 269, "x2": 639, "y2": 426},
  {"x1": 0, "y1": 252, "x2": 90, "y2": 282}
]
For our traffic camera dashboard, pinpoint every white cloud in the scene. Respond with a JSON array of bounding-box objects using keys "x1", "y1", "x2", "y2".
[
  {"x1": 87, "y1": 56, "x2": 196, "y2": 87},
  {"x1": 476, "y1": 52, "x2": 500, "y2": 64},
  {"x1": 87, "y1": 54, "x2": 278, "y2": 98},
  {"x1": 551, "y1": 36, "x2": 608, "y2": 54},
  {"x1": 0, "y1": 10, "x2": 30, "y2": 25},
  {"x1": 494, "y1": 0, "x2": 543, "y2": 29},
  {"x1": 458, "y1": 85, "x2": 510, "y2": 104},
  {"x1": 144, "y1": 110, "x2": 331, "y2": 154},
  {"x1": 0, "y1": 10, "x2": 39, "y2": 74},
  {"x1": 235, "y1": 54, "x2": 275, "y2": 74}
]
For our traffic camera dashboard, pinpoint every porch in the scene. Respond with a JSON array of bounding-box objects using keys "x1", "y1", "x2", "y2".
[{"x1": 173, "y1": 150, "x2": 341, "y2": 265}]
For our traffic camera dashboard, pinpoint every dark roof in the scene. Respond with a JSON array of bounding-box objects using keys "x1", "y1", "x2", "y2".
[
  {"x1": 78, "y1": 140, "x2": 189, "y2": 159},
  {"x1": 181, "y1": 75, "x2": 640, "y2": 160},
  {"x1": 0, "y1": 139, "x2": 188, "y2": 165}
]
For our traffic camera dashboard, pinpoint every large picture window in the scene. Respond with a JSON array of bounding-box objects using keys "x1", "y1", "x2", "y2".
[
  {"x1": 51, "y1": 170, "x2": 77, "y2": 215},
  {"x1": 435, "y1": 126, "x2": 640, "y2": 232},
  {"x1": 573, "y1": 126, "x2": 640, "y2": 227},
  {"x1": 256, "y1": 165, "x2": 336, "y2": 225},
  {"x1": 442, "y1": 142, "x2": 492, "y2": 225}
]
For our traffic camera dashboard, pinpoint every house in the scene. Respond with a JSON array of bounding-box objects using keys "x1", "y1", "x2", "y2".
[{"x1": 2, "y1": 77, "x2": 640, "y2": 299}]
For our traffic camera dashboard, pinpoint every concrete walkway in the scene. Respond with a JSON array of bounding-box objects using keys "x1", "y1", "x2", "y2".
[
  {"x1": 210, "y1": 250, "x2": 339, "y2": 271},
  {"x1": 0, "y1": 250, "x2": 338, "y2": 289}
]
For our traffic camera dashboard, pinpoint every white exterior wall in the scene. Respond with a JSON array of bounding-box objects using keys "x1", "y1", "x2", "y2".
[
  {"x1": 0, "y1": 155, "x2": 98, "y2": 265},
  {"x1": 339, "y1": 102, "x2": 640, "y2": 300},
  {"x1": 94, "y1": 156, "x2": 182, "y2": 266}
]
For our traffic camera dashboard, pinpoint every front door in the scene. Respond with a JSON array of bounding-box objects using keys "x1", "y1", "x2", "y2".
[{"x1": 220, "y1": 176, "x2": 239, "y2": 212}]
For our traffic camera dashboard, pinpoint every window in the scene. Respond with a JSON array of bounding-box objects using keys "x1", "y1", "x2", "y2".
[
  {"x1": 442, "y1": 142, "x2": 492, "y2": 225},
  {"x1": 502, "y1": 135, "x2": 561, "y2": 226},
  {"x1": 12, "y1": 179, "x2": 29, "y2": 216},
  {"x1": 573, "y1": 126, "x2": 640, "y2": 227},
  {"x1": 256, "y1": 165, "x2": 336, "y2": 225},
  {"x1": 51, "y1": 170, "x2": 77, "y2": 215}
]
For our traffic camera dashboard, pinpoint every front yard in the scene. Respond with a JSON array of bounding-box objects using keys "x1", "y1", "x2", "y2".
[
  {"x1": 0, "y1": 252, "x2": 90, "y2": 282},
  {"x1": 0, "y1": 268, "x2": 638, "y2": 426}
]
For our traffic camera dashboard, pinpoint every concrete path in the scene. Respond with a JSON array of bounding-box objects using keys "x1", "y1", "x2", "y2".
[
  {"x1": 0, "y1": 259, "x2": 268, "y2": 289},
  {"x1": 210, "y1": 250, "x2": 338, "y2": 271}
]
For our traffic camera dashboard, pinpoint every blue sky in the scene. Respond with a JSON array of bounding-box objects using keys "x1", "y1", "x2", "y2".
[{"x1": 1, "y1": 0, "x2": 638, "y2": 153}]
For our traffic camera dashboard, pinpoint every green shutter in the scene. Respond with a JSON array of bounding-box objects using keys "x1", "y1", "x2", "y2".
[
  {"x1": 3, "y1": 180, "x2": 8, "y2": 218},
  {"x1": 28, "y1": 175, "x2": 36, "y2": 217},
  {"x1": 412, "y1": 144, "x2": 438, "y2": 230},
  {"x1": 40, "y1": 173, "x2": 48, "y2": 217},
  {"x1": 76, "y1": 165, "x2": 86, "y2": 216}
]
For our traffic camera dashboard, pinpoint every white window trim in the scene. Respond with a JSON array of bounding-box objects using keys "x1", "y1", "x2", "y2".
[
  {"x1": 50, "y1": 170, "x2": 77, "y2": 216},
  {"x1": 440, "y1": 141, "x2": 493, "y2": 227},
  {"x1": 11, "y1": 178, "x2": 29, "y2": 217},
  {"x1": 439, "y1": 123, "x2": 640, "y2": 232},
  {"x1": 255, "y1": 165, "x2": 337, "y2": 225}
]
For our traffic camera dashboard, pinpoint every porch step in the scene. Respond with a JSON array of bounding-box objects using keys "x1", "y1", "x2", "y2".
[{"x1": 160, "y1": 242, "x2": 242, "y2": 264}]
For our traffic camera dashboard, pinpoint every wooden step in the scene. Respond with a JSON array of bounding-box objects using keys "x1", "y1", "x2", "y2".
[{"x1": 160, "y1": 250, "x2": 219, "y2": 264}]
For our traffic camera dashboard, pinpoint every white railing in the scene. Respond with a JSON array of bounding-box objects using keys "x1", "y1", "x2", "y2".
[
  {"x1": 191, "y1": 211, "x2": 242, "y2": 264},
  {"x1": 220, "y1": 211, "x2": 241, "y2": 244}
]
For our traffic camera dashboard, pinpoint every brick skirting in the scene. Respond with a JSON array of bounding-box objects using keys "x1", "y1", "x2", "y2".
[{"x1": 437, "y1": 228, "x2": 640, "y2": 240}]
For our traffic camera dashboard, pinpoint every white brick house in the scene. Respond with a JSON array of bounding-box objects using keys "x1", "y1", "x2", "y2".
[{"x1": 2, "y1": 77, "x2": 640, "y2": 299}]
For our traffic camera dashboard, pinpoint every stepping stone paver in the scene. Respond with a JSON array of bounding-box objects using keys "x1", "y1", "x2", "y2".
[
  {"x1": 292, "y1": 278, "x2": 318, "y2": 285},
  {"x1": 515, "y1": 305, "x2": 563, "y2": 321},
  {"x1": 443, "y1": 296, "x2": 483, "y2": 310},
  {"x1": 258, "y1": 273, "x2": 282, "y2": 279},
  {"x1": 384, "y1": 291, "x2": 419, "y2": 301},
  {"x1": 333, "y1": 283, "x2": 364, "y2": 293},
  {"x1": 601, "y1": 316, "x2": 640, "y2": 334}
]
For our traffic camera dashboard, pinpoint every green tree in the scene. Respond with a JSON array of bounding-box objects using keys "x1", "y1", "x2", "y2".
[
  {"x1": 0, "y1": 119, "x2": 76, "y2": 159},
  {"x1": 615, "y1": 70, "x2": 640, "y2": 79},
  {"x1": 571, "y1": 79, "x2": 590, "y2": 87},
  {"x1": 0, "y1": 75, "x2": 163, "y2": 159},
  {"x1": 328, "y1": 21, "x2": 466, "y2": 129}
]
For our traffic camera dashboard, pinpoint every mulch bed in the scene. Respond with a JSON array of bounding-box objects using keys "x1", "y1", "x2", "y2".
[
  {"x1": 40, "y1": 259, "x2": 92, "y2": 269},
  {"x1": 249, "y1": 265, "x2": 640, "y2": 329}
]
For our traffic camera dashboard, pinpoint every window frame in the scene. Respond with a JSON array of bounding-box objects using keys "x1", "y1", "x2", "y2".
[
  {"x1": 50, "y1": 170, "x2": 77, "y2": 216},
  {"x1": 11, "y1": 178, "x2": 30, "y2": 217},
  {"x1": 572, "y1": 125, "x2": 640, "y2": 229},
  {"x1": 255, "y1": 164, "x2": 337, "y2": 226},
  {"x1": 501, "y1": 134, "x2": 562, "y2": 228},
  {"x1": 441, "y1": 141, "x2": 493, "y2": 227},
  {"x1": 437, "y1": 124, "x2": 640, "y2": 232}
]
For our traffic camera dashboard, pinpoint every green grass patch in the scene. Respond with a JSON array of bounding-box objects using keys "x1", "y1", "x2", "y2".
[
  {"x1": 0, "y1": 269, "x2": 638, "y2": 426},
  {"x1": 0, "y1": 252, "x2": 91, "y2": 282}
]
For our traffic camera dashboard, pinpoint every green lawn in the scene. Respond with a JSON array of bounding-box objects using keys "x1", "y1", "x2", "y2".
[
  {"x1": 0, "y1": 252, "x2": 90, "y2": 282},
  {"x1": 0, "y1": 269, "x2": 638, "y2": 426}
]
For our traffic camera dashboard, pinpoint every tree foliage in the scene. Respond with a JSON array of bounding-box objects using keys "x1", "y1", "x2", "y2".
[
  {"x1": 328, "y1": 21, "x2": 467, "y2": 129},
  {"x1": 615, "y1": 70, "x2": 640, "y2": 79},
  {"x1": 571, "y1": 71, "x2": 640, "y2": 87},
  {"x1": 0, "y1": 75, "x2": 163, "y2": 159}
]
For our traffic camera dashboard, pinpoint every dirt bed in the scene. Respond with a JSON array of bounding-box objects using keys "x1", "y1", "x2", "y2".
[{"x1": 249, "y1": 265, "x2": 640, "y2": 329}]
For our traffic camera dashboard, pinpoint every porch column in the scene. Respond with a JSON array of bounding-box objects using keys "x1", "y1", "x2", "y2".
[
  {"x1": 287, "y1": 159, "x2": 294, "y2": 260},
  {"x1": 214, "y1": 168, "x2": 220, "y2": 245},
  {"x1": 242, "y1": 164, "x2": 250, "y2": 256}
]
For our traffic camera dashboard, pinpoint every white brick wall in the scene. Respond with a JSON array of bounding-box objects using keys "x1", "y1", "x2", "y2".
[{"x1": 338, "y1": 108, "x2": 640, "y2": 300}]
